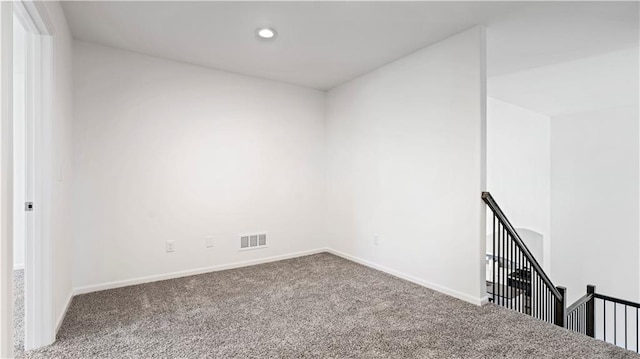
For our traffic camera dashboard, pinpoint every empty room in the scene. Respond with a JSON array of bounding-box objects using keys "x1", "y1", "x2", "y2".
[{"x1": 1, "y1": 1, "x2": 639, "y2": 358}]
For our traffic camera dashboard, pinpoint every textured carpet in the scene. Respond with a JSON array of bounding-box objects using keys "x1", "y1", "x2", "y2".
[
  {"x1": 14, "y1": 269, "x2": 24, "y2": 354},
  {"x1": 16, "y1": 253, "x2": 640, "y2": 358}
]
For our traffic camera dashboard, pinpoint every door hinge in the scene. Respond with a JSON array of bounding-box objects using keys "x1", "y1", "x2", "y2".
[{"x1": 25, "y1": 202, "x2": 33, "y2": 211}]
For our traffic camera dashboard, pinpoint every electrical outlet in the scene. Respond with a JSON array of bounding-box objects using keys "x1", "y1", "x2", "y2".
[
  {"x1": 166, "y1": 240, "x2": 174, "y2": 253},
  {"x1": 205, "y1": 236, "x2": 214, "y2": 248},
  {"x1": 373, "y1": 234, "x2": 380, "y2": 246}
]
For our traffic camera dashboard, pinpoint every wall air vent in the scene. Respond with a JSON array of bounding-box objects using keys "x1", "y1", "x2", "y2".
[{"x1": 240, "y1": 232, "x2": 267, "y2": 250}]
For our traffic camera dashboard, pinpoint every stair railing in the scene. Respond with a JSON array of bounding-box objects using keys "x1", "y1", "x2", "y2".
[
  {"x1": 482, "y1": 192, "x2": 566, "y2": 327},
  {"x1": 483, "y1": 192, "x2": 640, "y2": 352},
  {"x1": 566, "y1": 285, "x2": 595, "y2": 336},
  {"x1": 567, "y1": 285, "x2": 640, "y2": 353}
]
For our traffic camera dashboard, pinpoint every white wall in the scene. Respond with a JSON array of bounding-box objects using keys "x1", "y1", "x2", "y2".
[
  {"x1": 486, "y1": 97, "x2": 550, "y2": 269},
  {"x1": 551, "y1": 105, "x2": 639, "y2": 303},
  {"x1": 42, "y1": 0, "x2": 75, "y2": 329},
  {"x1": 325, "y1": 27, "x2": 487, "y2": 304},
  {"x1": 72, "y1": 42, "x2": 327, "y2": 290}
]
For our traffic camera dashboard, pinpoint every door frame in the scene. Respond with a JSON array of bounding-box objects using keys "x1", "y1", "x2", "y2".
[
  {"x1": 1, "y1": 1, "x2": 55, "y2": 355},
  {"x1": 0, "y1": 1, "x2": 15, "y2": 356}
]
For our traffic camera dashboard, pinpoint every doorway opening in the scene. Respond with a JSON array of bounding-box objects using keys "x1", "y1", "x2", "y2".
[{"x1": 7, "y1": 1, "x2": 55, "y2": 354}]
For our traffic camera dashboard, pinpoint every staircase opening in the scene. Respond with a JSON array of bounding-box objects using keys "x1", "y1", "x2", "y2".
[{"x1": 482, "y1": 191, "x2": 640, "y2": 353}]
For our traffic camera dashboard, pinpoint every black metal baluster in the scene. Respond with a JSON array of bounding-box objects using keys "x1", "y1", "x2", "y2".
[
  {"x1": 613, "y1": 302, "x2": 618, "y2": 345},
  {"x1": 585, "y1": 301, "x2": 588, "y2": 335},
  {"x1": 544, "y1": 287, "x2": 548, "y2": 322},
  {"x1": 538, "y1": 275, "x2": 542, "y2": 320},
  {"x1": 546, "y1": 283, "x2": 549, "y2": 322},
  {"x1": 625, "y1": 305, "x2": 628, "y2": 349},
  {"x1": 541, "y1": 276, "x2": 544, "y2": 320},
  {"x1": 496, "y1": 220, "x2": 500, "y2": 305},
  {"x1": 604, "y1": 300, "x2": 607, "y2": 342},
  {"x1": 518, "y1": 247, "x2": 522, "y2": 313},
  {"x1": 508, "y1": 232, "x2": 511, "y2": 309},
  {"x1": 505, "y1": 231, "x2": 509, "y2": 309},
  {"x1": 553, "y1": 290, "x2": 556, "y2": 324},
  {"x1": 497, "y1": 222, "x2": 501, "y2": 306},
  {"x1": 498, "y1": 222, "x2": 502, "y2": 306},
  {"x1": 545, "y1": 285, "x2": 548, "y2": 322},
  {"x1": 579, "y1": 305, "x2": 581, "y2": 333},
  {"x1": 510, "y1": 232, "x2": 514, "y2": 309},
  {"x1": 529, "y1": 262, "x2": 535, "y2": 315},
  {"x1": 529, "y1": 260, "x2": 532, "y2": 316},
  {"x1": 515, "y1": 245, "x2": 519, "y2": 313},
  {"x1": 500, "y1": 224, "x2": 507, "y2": 307},
  {"x1": 541, "y1": 277, "x2": 544, "y2": 321},
  {"x1": 531, "y1": 272, "x2": 540, "y2": 319},
  {"x1": 493, "y1": 213, "x2": 496, "y2": 304},
  {"x1": 569, "y1": 312, "x2": 572, "y2": 330}
]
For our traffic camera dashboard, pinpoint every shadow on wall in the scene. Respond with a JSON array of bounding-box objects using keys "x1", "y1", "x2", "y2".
[{"x1": 486, "y1": 228, "x2": 543, "y2": 263}]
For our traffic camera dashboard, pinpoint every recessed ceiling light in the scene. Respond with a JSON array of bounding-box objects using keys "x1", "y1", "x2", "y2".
[{"x1": 256, "y1": 27, "x2": 277, "y2": 40}]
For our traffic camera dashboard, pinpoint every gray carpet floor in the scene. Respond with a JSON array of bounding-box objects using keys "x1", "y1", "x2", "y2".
[
  {"x1": 16, "y1": 253, "x2": 640, "y2": 358},
  {"x1": 14, "y1": 269, "x2": 24, "y2": 354}
]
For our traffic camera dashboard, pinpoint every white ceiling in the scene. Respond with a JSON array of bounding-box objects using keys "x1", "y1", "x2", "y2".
[
  {"x1": 61, "y1": 1, "x2": 638, "y2": 90},
  {"x1": 489, "y1": 47, "x2": 639, "y2": 117}
]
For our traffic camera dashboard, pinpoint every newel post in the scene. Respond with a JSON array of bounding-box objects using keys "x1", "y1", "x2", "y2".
[
  {"x1": 555, "y1": 286, "x2": 567, "y2": 328},
  {"x1": 586, "y1": 285, "x2": 596, "y2": 337}
]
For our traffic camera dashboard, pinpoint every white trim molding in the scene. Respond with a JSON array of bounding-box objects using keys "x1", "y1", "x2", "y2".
[
  {"x1": 73, "y1": 248, "x2": 327, "y2": 295},
  {"x1": 325, "y1": 248, "x2": 487, "y2": 306},
  {"x1": 72, "y1": 247, "x2": 488, "y2": 308},
  {"x1": 55, "y1": 291, "x2": 72, "y2": 335},
  {"x1": 0, "y1": 3, "x2": 14, "y2": 357}
]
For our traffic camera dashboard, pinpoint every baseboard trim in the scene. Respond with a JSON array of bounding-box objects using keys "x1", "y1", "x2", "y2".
[
  {"x1": 56, "y1": 291, "x2": 73, "y2": 335},
  {"x1": 73, "y1": 248, "x2": 327, "y2": 295},
  {"x1": 325, "y1": 248, "x2": 485, "y2": 306},
  {"x1": 13, "y1": 264, "x2": 24, "y2": 271},
  {"x1": 72, "y1": 247, "x2": 485, "y2": 307}
]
